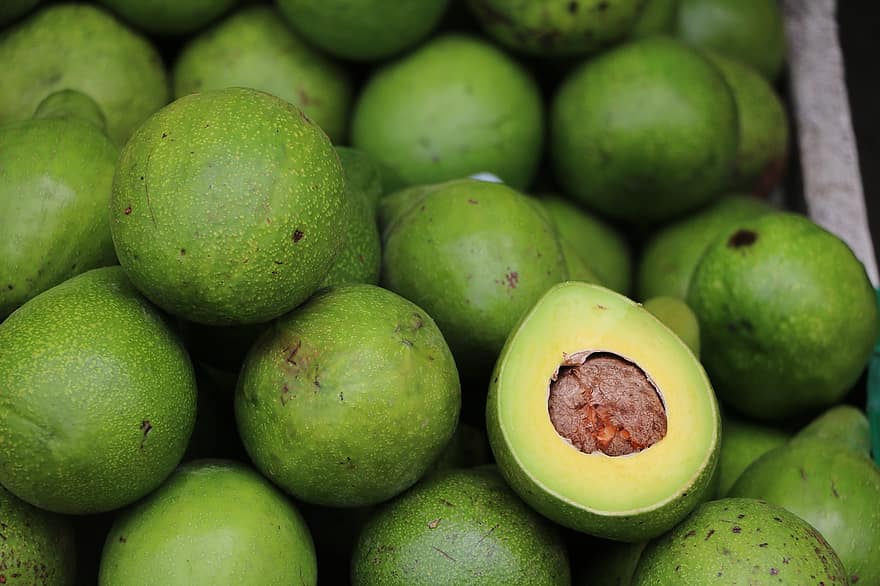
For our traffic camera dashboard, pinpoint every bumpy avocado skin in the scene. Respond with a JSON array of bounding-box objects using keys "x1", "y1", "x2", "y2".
[
  {"x1": 638, "y1": 195, "x2": 774, "y2": 300},
  {"x1": 715, "y1": 415, "x2": 789, "y2": 497},
  {"x1": 351, "y1": 35, "x2": 544, "y2": 192},
  {"x1": 0, "y1": 267, "x2": 197, "y2": 514},
  {"x1": 632, "y1": 498, "x2": 848, "y2": 584},
  {"x1": 551, "y1": 37, "x2": 738, "y2": 224},
  {"x1": 730, "y1": 440, "x2": 880, "y2": 586},
  {"x1": 110, "y1": 87, "x2": 347, "y2": 325},
  {"x1": 0, "y1": 486, "x2": 76, "y2": 585},
  {"x1": 96, "y1": 0, "x2": 236, "y2": 35},
  {"x1": 687, "y1": 212, "x2": 878, "y2": 420},
  {"x1": 277, "y1": 0, "x2": 450, "y2": 61},
  {"x1": 381, "y1": 179, "x2": 567, "y2": 370},
  {"x1": 98, "y1": 460, "x2": 317, "y2": 585},
  {"x1": 0, "y1": 94, "x2": 118, "y2": 319},
  {"x1": 173, "y1": 6, "x2": 352, "y2": 142},
  {"x1": 235, "y1": 285, "x2": 461, "y2": 507},
  {"x1": 351, "y1": 467, "x2": 570, "y2": 586},
  {"x1": 0, "y1": 4, "x2": 169, "y2": 145},
  {"x1": 467, "y1": 0, "x2": 646, "y2": 56}
]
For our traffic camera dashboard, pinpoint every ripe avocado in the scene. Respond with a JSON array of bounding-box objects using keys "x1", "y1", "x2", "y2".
[
  {"x1": 488, "y1": 281, "x2": 720, "y2": 541},
  {"x1": 715, "y1": 414, "x2": 789, "y2": 497},
  {"x1": 351, "y1": 34, "x2": 544, "y2": 192},
  {"x1": 631, "y1": 498, "x2": 848, "y2": 584},
  {"x1": 0, "y1": 4, "x2": 170, "y2": 145},
  {"x1": 0, "y1": 267, "x2": 197, "y2": 514},
  {"x1": 687, "y1": 212, "x2": 878, "y2": 420},
  {"x1": 96, "y1": 0, "x2": 236, "y2": 35},
  {"x1": 551, "y1": 37, "x2": 738, "y2": 224},
  {"x1": 98, "y1": 460, "x2": 317, "y2": 585},
  {"x1": 235, "y1": 284, "x2": 460, "y2": 507},
  {"x1": 110, "y1": 87, "x2": 347, "y2": 325},
  {"x1": 350, "y1": 467, "x2": 570, "y2": 585},
  {"x1": 0, "y1": 90, "x2": 118, "y2": 319},
  {"x1": 172, "y1": 6, "x2": 352, "y2": 142},
  {"x1": 642, "y1": 296, "x2": 700, "y2": 356}
]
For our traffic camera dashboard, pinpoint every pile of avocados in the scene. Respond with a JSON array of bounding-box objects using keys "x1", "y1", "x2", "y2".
[{"x1": 1, "y1": 1, "x2": 878, "y2": 584}]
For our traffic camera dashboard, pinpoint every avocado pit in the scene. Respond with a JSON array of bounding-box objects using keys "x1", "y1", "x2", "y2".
[{"x1": 548, "y1": 351, "x2": 667, "y2": 456}]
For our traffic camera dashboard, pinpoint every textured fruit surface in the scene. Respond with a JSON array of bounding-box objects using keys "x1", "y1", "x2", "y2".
[
  {"x1": 235, "y1": 285, "x2": 460, "y2": 507},
  {"x1": 715, "y1": 415, "x2": 789, "y2": 496},
  {"x1": 96, "y1": 0, "x2": 236, "y2": 35},
  {"x1": 0, "y1": 267, "x2": 197, "y2": 514},
  {"x1": 552, "y1": 37, "x2": 738, "y2": 223},
  {"x1": 0, "y1": 4, "x2": 169, "y2": 145},
  {"x1": 98, "y1": 460, "x2": 317, "y2": 585},
  {"x1": 110, "y1": 87, "x2": 347, "y2": 325},
  {"x1": 351, "y1": 467, "x2": 570, "y2": 585},
  {"x1": 687, "y1": 212, "x2": 878, "y2": 420},
  {"x1": 631, "y1": 498, "x2": 849, "y2": 584},
  {"x1": 488, "y1": 281, "x2": 720, "y2": 541},
  {"x1": 335, "y1": 146, "x2": 384, "y2": 212}
]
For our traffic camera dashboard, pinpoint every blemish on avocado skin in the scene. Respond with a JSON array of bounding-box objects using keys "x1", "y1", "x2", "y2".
[
  {"x1": 728, "y1": 229, "x2": 758, "y2": 248},
  {"x1": 139, "y1": 420, "x2": 152, "y2": 449}
]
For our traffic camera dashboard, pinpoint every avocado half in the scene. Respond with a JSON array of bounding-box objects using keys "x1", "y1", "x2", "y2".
[{"x1": 487, "y1": 281, "x2": 720, "y2": 542}]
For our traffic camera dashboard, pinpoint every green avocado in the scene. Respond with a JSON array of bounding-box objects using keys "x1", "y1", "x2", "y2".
[
  {"x1": 0, "y1": 486, "x2": 76, "y2": 585},
  {"x1": 643, "y1": 296, "x2": 700, "y2": 356},
  {"x1": 96, "y1": 0, "x2": 237, "y2": 35},
  {"x1": 335, "y1": 146, "x2": 384, "y2": 213},
  {"x1": 687, "y1": 212, "x2": 878, "y2": 420},
  {"x1": 276, "y1": 0, "x2": 450, "y2": 61},
  {"x1": 631, "y1": 0, "x2": 677, "y2": 37},
  {"x1": 631, "y1": 498, "x2": 848, "y2": 584},
  {"x1": 551, "y1": 37, "x2": 738, "y2": 224},
  {"x1": 110, "y1": 87, "x2": 347, "y2": 325},
  {"x1": 351, "y1": 467, "x2": 570, "y2": 585},
  {"x1": 0, "y1": 90, "x2": 118, "y2": 319},
  {"x1": 98, "y1": 460, "x2": 317, "y2": 585},
  {"x1": 715, "y1": 414, "x2": 789, "y2": 497},
  {"x1": 795, "y1": 405, "x2": 871, "y2": 456},
  {"x1": 0, "y1": 4, "x2": 170, "y2": 145},
  {"x1": 172, "y1": 6, "x2": 352, "y2": 143},
  {"x1": 351, "y1": 34, "x2": 544, "y2": 192},
  {"x1": 467, "y1": 0, "x2": 647, "y2": 56},
  {"x1": 0, "y1": 267, "x2": 197, "y2": 514},
  {"x1": 637, "y1": 194, "x2": 774, "y2": 300}
]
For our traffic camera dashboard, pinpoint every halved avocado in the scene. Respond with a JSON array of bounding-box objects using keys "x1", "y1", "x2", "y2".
[{"x1": 487, "y1": 281, "x2": 720, "y2": 542}]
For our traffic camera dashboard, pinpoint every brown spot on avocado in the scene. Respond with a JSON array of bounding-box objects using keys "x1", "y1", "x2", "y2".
[
  {"x1": 728, "y1": 229, "x2": 758, "y2": 248},
  {"x1": 427, "y1": 519, "x2": 441, "y2": 529},
  {"x1": 568, "y1": 1, "x2": 579, "y2": 13},
  {"x1": 124, "y1": 206, "x2": 132, "y2": 215},
  {"x1": 293, "y1": 229, "x2": 304, "y2": 243},
  {"x1": 139, "y1": 420, "x2": 152, "y2": 449},
  {"x1": 705, "y1": 529, "x2": 715, "y2": 540},
  {"x1": 505, "y1": 271, "x2": 519, "y2": 289}
]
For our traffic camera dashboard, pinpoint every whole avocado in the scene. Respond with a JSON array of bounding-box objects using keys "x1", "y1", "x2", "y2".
[{"x1": 96, "y1": 0, "x2": 237, "y2": 35}]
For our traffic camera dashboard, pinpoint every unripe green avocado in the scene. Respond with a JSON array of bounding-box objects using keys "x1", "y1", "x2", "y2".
[
  {"x1": 643, "y1": 296, "x2": 700, "y2": 356},
  {"x1": 715, "y1": 414, "x2": 789, "y2": 497},
  {"x1": 96, "y1": 0, "x2": 237, "y2": 35}
]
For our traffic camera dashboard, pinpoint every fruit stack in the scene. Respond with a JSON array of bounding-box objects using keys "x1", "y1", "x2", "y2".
[{"x1": 0, "y1": 1, "x2": 877, "y2": 585}]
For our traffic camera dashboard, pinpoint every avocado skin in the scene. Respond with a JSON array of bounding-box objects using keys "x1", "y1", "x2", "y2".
[
  {"x1": 715, "y1": 415, "x2": 789, "y2": 497},
  {"x1": 96, "y1": 0, "x2": 236, "y2": 35}
]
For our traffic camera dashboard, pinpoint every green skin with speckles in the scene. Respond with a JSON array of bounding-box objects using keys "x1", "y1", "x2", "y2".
[
  {"x1": 235, "y1": 284, "x2": 461, "y2": 508},
  {"x1": 632, "y1": 498, "x2": 849, "y2": 584},
  {"x1": 351, "y1": 467, "x2": 571, "y2": 586},
  {"x1": 551, "y1": 37, "x2": 738, "y2": 224},
  {"x1": 0, "y1": 267, "x2": 197, "y2": 515},
  {"x1": 110, "y1": 87, "x2": 347, "y2": 326},
  {"x1": 638, "y1": 194, "x2": 774, "y2": 300},
  {"x1": 730, "y1": 440, "x2": 880, "y2": 586},
  {"x1": 0, "y1": 4, "x2": 170, "y2": 146},
  {"x1": 468, "y1": 0, "x2": 646, "y2": 56},
  {"x1": 630, "y1": 0, "x2": 677, "y2": 37},
  {"x1": 0, "y1": 486, "x2": 76, "y2": 585},
  {"x1": 0, "y1": 92, "x2": 118, "y2": 319},
  {"x1": 351, "y1": 34, "x2": 544, "y2": 192},
  {"x1": 172, "y1": 6, "x2": 352, "y2": 143},
  {"x1": 715, "y1": 415, "x2": 789, "y2": 497},
  {"x1": 687, "y1": 212, "x2": 878, "y2": 420},
  {"x1": 98, "y1": 460, "x2": 317, "y2": 585},
  {"x1": 381, "y1": 179, "x2": 568, "y2": 371},
  {"x1": 335, "y1": 147, "x2": 384, "y2": 213},
  {"x1": 96, "y1": 0, "x2": 236, "y2": 35}
]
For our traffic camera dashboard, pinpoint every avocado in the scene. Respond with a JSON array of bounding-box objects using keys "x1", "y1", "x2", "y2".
[
  {"x1": 707, "y1": 53, "x2": 789, "y2": 195},
  {"x1": 637, "y1": 194, "x2": 774, "y2": 300},
  {"x1": 173, "y1": 6, "x2": 352, "y2": 142},
  {"x1": 0, "y1": 90, "x2": 118, "y2": 319},
  {"x1": 277, "y1": 0, "x2": 450, "y2": 61},
  {"x1": 551, "y1": 37, "x2": 738, "y2": 224},
  {"x1": 687, "y1": 212, "x2": 878, "y2": 420},
  {"x1": 0, "y1": 267, "x2": 197, "y2": 514},
  {"x1": 335, "y1": 146, "x2": 384, "y2": 213},
  {"x1": 643, "y1": 296, "x2": 700, "y2": 356},
  {"x1": 110, "y1": 87, "x2": 347, "y2": 326},
  {"x1": 631, "y1": 497, "x2": 849, "y2": 584},
  {"x1": 0, "y1": 486, "x2": 76, "y2": 585},
  {"x1": 235, "y1": 284, "x2": 460, "y2": 507},
  {"x1": 0, "y1": 4, "x2": 170, "y2": 145},
  {"x1": 631, "y1": 0, "x2": 677, "y2": 37},
  {"x1": 351, "y1": 34, "x2": 544, "y2": 192},
  {"x1": 351, "y1": 467, "x2": 570, "y2": 585},
  {"x1": 427, "y1": 421, "x2": 493, "y2": 475},
  {"x1": 675, "y1": 0, "x2": 786, "y2": 80},
  {"x1": 488, "y1": 281, "x2": 720, "y2": 541},
  {"x1": 467, "y1": 0, "x2": 647, "y2": 56},
  {"x1": 795, "y1": 405, "x2": 871, "y2": 456},
  {"x1": 96, "y1": 0, "x2": 236, "y2": 35},
  {"x1": 381, "y1": 178, "x2": 568, "y2": 372},
  {"x1": 98, "y1": 459, "x2": 317, "y2": 585},
  {"x1": 715, "y1": 414, "x2": 789, "y2": 497}
]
